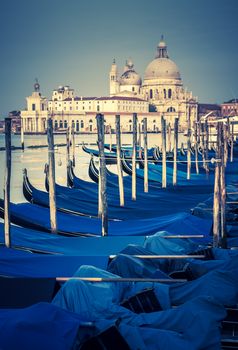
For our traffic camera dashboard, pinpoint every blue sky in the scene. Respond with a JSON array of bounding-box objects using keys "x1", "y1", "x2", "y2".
[{"x1": 1, "y1": 0, "x2": 238, "y2": 117}]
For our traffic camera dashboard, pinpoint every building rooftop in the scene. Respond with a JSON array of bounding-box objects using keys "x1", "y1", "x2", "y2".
[{"x1": 60, "y1": 96, "x2": 147, "y2": 102}]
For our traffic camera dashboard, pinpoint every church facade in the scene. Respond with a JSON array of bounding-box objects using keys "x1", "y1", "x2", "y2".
[
  {"x1": 21, "y1": 36, "x2": 198, "y2": 133},
  {"x1": 109, "y1": 36, "x2": 198, "y2": 128}
]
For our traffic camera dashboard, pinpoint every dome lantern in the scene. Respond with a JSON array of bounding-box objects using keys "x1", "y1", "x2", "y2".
[
  {"x1": 156, "y1": 35, "x2": 169, "y2": 59},
  {"x1": 144, "y1": 36, "x2": 181, "y2": 81}
]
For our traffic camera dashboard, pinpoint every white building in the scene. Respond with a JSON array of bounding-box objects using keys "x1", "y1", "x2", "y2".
[
  {"x1": 21, "y1": 80, "x2": 48, "y2": 133},
  {"x1": 21, "y1": 36, "x2": 197, "y2": 133}
]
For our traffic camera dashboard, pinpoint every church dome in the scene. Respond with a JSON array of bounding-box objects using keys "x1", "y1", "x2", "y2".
[
  {"x1": 120, "y1": 60, "x2": 142, "y2": 86},
  {"x1": 144, "y1": 36, "x2": 181, "y2": 81},
  {"x1": 144, "y1": 58, "x2": 181, "y2": 80}
]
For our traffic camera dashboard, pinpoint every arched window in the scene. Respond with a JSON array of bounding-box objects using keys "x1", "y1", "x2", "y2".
[
  {"x1": 150, "y1": 89, "x2": 153, "y2": 99},
  {"x1": 72, "y1": 120, "x2": 75, "y2": 128},
  {"x1": 167, "y1": 107, "x2": 176, "y2": 113},
  {"x1": 132, "y1": 87, "x2": 135, "y2": 92},
  {"x1": 80, "y1": 120, "x2": 84, "y2": 128},
  {"x1": 76, "y1": 120, "x2": 79, "y2": 132},
  {"x1": 59, "y1": 120, "x2": 63, "y2": 128},
  {"x1": 54, "y1": 120, "x2": 58, "y2": 130},
  {"x1": 89, "y1": 125, "x2": 92, "y2": 132},
  {"x1": 163, "y1": 89, "x2": 166, "y2": 99},
  {"x1": 168, "y1": 89, "x2": 172, "y2": 99},
  {"x1": 89, "y1": 119, "x2": 93, "y2": 123},
  {"x1": 97, "y1": 105, "x2": 100, "y2": 112},
  {"x1": 64, "y1": 120, "x2": 68, "y2": 128}
]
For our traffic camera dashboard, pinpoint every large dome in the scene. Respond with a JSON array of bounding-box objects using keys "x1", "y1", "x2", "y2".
[
  {"x1": 144, "y1": 36, "x2": 181, "y2": 81},
  {"x1": 144, "y1": 57, "x2": 181, "y2": 80}
]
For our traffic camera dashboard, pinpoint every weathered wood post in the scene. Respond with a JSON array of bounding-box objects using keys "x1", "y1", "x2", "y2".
[
  {"x1": 132, "y1": 113, "x2": 137, "y2": 200},
  {"x1": 230, "y1": 122, "x2": 234, "y2": 162},
  {"x1": 161, "y1": 116, "x2": 167, "y2": 188},
  {"x1": 66, "y1": 127, "x2": 70, "y2": 186},
  {"x1": 4, "y1": 117, "x2": 12, "y2": 247},
  {"x1": 167, "y1": 122, "x2": 171, "y2": 152},
  {"x1": 47, "y1": 117, "x2": 58, "y2": 234},
  {"x1": 213, "y1": 122, "x2": 221, "y2": 247},
  {"x1": 187, "y1": 107, "x2": 191, "y2": 180},
  {"x1": 143, "y1": 118, "x2": 148, "y2": 192},
  {"x1": 220, "y1": 122, "x2": 227, "y2": 248},
  {"x1": 223, "y1": 121, "x2": 228, "y2": 167},
  {"x1": 109, "y1": 124, "x2": 112, "y2": 152},
  {"x1": 138, "y1": 123, "x2": 142, "y2": 149},
  {"x1": 71, "y1": 123, "x2": 76, "y2": 167},
  {"x1": 204, "y1": 119, "x2": 209, "y2": 174},
  {"x1": 194, "y1": 120, "x2": 199, "y2": 174},
  {"x1": 201, "y1": 121, "x2": 206, "y2": 169},
  {"x1": 115, "y1": 115, "x2": 124, "y2": 206},
  {"x1": 21, "y1": 117, "x2": 24, "y2": 151},
  {"x1": 173, "y1": 118, "x2": 178, "y2": 186},
  {"x1": 96, "y1": 114, "x2": 108, "y2": 236}
]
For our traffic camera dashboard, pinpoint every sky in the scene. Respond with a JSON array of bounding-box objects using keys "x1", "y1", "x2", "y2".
[{"x1": 1, "y1": 0, "x2": 238, "y2": 118}]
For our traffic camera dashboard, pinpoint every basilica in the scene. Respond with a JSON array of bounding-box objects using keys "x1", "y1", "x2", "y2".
[{"x1": 21, "y1": 36, "x2": 198, "y2": 133}]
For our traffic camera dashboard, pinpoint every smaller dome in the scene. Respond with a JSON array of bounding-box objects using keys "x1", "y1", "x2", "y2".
[{"x1": 120, "y1": 70, "x2": 142, "y2": 86}]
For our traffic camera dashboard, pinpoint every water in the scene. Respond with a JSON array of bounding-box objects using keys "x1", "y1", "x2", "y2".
[{"x1": 0, "y1": 133, "x2": 187, "y2": 203}]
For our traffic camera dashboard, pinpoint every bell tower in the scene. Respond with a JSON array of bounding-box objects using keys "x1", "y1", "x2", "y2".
[{"x1": 109, "y1": 59, "x2": 119, "y2": 95}]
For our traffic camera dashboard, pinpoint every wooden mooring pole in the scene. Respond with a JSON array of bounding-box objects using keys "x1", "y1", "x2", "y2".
[
  {"x1": 66, "y1": 127, "x2": 70, "y2": 186},
  {"x1": 230, "y1": 122, "x2": 234, "y2": 162},
  {"x1": 143, "y1": 118, "x2": 148, "y2": 193},
  {"x1": 167, "y1": 122, "x2": 171, "y2": 152},
  {"x1": 187, "y1": 108, "x2": 191, "y2": 180},
  {"x1": 115, "y1": 115, "x2": 124, "y2": 206},
  {"x1": 71, "y1": 124, "x2": 76, "y2": 167},
  {"x1": 132, "y1": 113, "x2": 137, "y2": 200},
  {"x1": 220, "y1": 123, "x2": 227, "y2": 248},
  {"x1": 194, "y1": 121, "x2": 199, "y2": 174},
  {"x1": 173, "y1": 118, "x2": 178, "y2": 186},
  {"x1": 47, "y1": 117, "x2": 58, "y2": 234},
  {"x1": 4, "y1": 117, "x2": 12, "y2": 247},
  {"x1": 213, "y1": 122, "x2": 221, "y2": 247},
  {"x1": 204, "y1": 119, "x2": 209, "y2": 169},
  {"x1": 96, "y1": 114, "x2": 108, "y2": 236},
  {"x1": 21, "y1": 117, "x2": 24, "y2": 151},
  {"x1": 161, "y1": 116, "x2": 167, "y2": 188},
  {"x1": 138, "y1": 123, "x2": 141, "y2": 149}
]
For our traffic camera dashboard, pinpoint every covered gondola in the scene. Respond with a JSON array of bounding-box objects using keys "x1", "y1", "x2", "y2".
[{"x1": 0, "y1": 198, "x2": 213, "y2": 237}]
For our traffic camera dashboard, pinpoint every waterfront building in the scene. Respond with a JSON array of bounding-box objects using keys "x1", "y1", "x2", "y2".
[
  {"x1": 21, "y1": 80, "x2": 48, "y2": 133},
  {"x1": 21, "y1": 36, "x2": 198, "y2": 133},
  {"x1": 221, "y1": 99, "x2": 238, "y2": 117}
]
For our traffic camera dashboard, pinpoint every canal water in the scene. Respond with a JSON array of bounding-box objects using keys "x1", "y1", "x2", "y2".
[{"x1": 0, "y1": 133, "x2": 187, "y2": 203}]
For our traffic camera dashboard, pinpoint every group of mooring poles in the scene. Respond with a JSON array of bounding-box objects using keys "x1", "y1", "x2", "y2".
[{"x1": 3, "y1": 113, "x2": 232, "y2": 243}]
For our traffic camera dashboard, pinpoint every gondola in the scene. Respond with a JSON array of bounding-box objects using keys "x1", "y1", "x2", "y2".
[
  {"x1": 82, "y1": 144, "x2": 117, "y2": 164},
  {"x1": 29, "y1": 168, "x2": 217, "y2": 219},
  {"x1": 0, "y1": 198, "x2": 213, "y2": 237}
]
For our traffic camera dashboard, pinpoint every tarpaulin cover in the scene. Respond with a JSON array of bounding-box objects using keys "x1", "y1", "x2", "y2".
[
  {"x1": 0, "y1": 201, "x2": 213, "y2": 237},
  {"x1": 52, "y1": 265, "x2": 226, "y2": 349},
  {"x1": 0, "y1": 302, "x2": 82, "y2": 350}
]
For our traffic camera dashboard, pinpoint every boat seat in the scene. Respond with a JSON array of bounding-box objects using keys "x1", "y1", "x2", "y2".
[
  {"x1": 120, "y1": 287, "x2": 162, "y2": 313},
  {"x1": 169, "y1": 263, "x2": 195, "y2": 281},
  {"x1": 0, "y1": 277, "x2": 60, "y2": 308},
  {"x1": 79, "y1": 325, "x2": 131, "y2": 350},
  {"x1": 188, "y1": 247, "x2": 214, "y2": 260}
]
